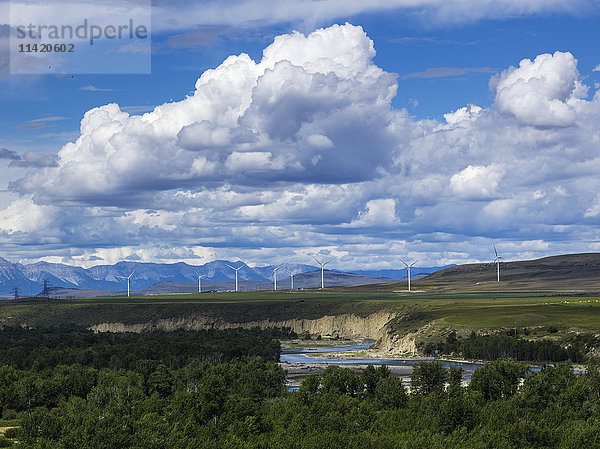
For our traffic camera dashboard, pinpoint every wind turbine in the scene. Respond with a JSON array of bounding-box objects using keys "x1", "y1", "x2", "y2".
[
  {"x1": 493, "y1": 244, "x2": 502, "y2": 282},
  {"x1": 226, "y1": 263, "x2": 245, "y2": 292},
  {"x1": 290, "y1": 273, "x2": 294, "y2": 290},
  {"x1": 400, "y1": 259, "x2": 417, "y2": 292},
  {"x1": 313, "y1": 258, "x2": 330, "y2": 290},
  {"x1": 196, "y1": 273, "x2": 208, "y2": 293},
  {"x1": 126, "y1": 271, "x2": 135, "y2": 297},
  {"x1": 271, "y1": 265, "x2": 282, "y2": 291}
]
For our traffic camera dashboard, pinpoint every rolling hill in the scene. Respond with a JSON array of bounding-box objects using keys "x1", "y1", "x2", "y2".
[{"x1": 418, "y1": 252, "x2": 600, "y2": 291}]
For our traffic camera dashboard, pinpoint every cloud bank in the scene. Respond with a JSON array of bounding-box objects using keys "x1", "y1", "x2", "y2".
[
  {"x1": 2, "y1": 23, "x2": 600, "y2": 268},
  {"x1": 149, "y1": 0, "x2": 595, "y2": 31}
]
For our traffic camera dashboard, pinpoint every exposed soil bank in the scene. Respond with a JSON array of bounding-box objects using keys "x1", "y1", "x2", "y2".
[{"x1": 91, "y1": 311, "x2": 406, "y2": 351}]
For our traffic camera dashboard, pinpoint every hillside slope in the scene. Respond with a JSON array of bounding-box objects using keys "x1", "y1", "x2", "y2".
[{"x1": 419, "y1": 252, "x2": 600, "y2": 291}]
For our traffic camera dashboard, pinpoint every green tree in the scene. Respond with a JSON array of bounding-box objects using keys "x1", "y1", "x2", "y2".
[
  {"x1": 321, "y1": 366, "x2": 361, "y2": 397},
  {"x1": 411, "y1": 362, "x2": 446, "y2": 395},
  {"x1": 469, "y1": 358, "x2": 527, "y2": 401},
  {"x1": 299, "y1": 374, "x2": 320, "y2": 399},
  {"x1": 374, "y1": 376, "x2": 406, "y2": 408}
]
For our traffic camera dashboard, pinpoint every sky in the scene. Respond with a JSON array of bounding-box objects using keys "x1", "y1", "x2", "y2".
[{"x1": 0, "y1": 0, "x2": 600, "y2": 269}]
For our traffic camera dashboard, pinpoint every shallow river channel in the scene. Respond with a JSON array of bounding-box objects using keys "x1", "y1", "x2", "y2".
[{"x1": 280, "y1": 341, "x2": 484, "y2": 391}]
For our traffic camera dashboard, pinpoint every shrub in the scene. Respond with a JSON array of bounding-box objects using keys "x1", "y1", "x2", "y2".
[{"x1": 3, "y1": 428, "x2": 18, "y2": 439}]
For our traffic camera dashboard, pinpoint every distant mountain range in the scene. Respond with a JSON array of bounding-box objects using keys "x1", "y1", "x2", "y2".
[
  {"x1": 0, "y1": 257, "x2": 451, "y2": 298},
  {"x1": 47, "y1": 270, "x2": 407, "y2": 298}
]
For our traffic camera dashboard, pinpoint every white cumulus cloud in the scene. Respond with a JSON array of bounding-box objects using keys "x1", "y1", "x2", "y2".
[
  {"x1": 14, "y1": 24, "x2": 398, "y2": 202},
  {"x1": 444, "y1": 104, "x2": 483, "y2": 125},
  {"x1": 345, "y1": 199, "x2": 399, "y2": 228},
  {"x1": 450, "y1": 165, "x2": 504, "y2": 201},
  {"x1": 0, "y1": 198, "x2": 56, "y2": 234},
  {"x1": 494, "y1": 51, "x2": 588, "y2": 127},
  {"x1": 3, "y1": 24, "x2": 600, "y2": 268}
]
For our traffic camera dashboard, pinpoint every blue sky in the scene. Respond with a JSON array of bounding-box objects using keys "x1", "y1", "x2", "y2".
[{"x1": 0, "y1": 0, "x2": 600, "y2": 269}]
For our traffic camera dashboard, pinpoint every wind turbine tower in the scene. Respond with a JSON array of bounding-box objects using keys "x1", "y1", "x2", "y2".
[
  {"x1": 291, "y1": 273, "x2": 294, "y2": 290},
  {"x1": 313, "y1": 258, "x2": 330, "y2": 289},
  {"x1": 271, "y1": 265, "x2": 282, "y2": 291},
  {"x1": 400, "y1": 260, "x2": 417, "y2": 292},
  {"x1": 226, "y1": 263, "x2": 246, "y2": 292},
  {"x1": 196, "y1": 274, "x2": 208, "y2": 293},
  {"x1": 493, "y1": 244, "x2": 502, "y2": 282},
  {"x1": 126, "y1": 271, "x2": 135, "y2": 297}
]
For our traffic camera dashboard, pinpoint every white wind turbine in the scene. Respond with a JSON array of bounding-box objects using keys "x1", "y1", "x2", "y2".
[
  {"x1": 125, "y1": 271, "x2": 135, "y2": 297},
  {"x1": 271, "y1": 265, "x2": 282, "y2": 291},
  {"x1": 313, "y1": 258, "x2": 330, "y2": 290},
  {"x1": 196, "y1": 273, "x2": 208, "y2": 293},
  {"x1": 493, "y1": 244, "x2": 502, "y2": 282},
  {"x1": 290, "y1": 273, "x2": 294, "y2": 290},
  {"x1": 400, "y1": 260, "x2": 416, "y2": 292},
  {"x1": 226, "y1": 263, "x2": 245, "y2": 292}
]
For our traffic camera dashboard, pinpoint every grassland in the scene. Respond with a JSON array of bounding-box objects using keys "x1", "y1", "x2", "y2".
[
  {"x1": 1, "y1": 253, "x2": 598, "y2": 339},
  {"x1": 1, "y1": 284, "x2": 600, "y2": 342}
]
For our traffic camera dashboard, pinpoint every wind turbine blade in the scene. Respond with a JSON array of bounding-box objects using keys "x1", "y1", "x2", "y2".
[
  {"x1": 409, "y1": 262, "x2": 416, "y2": 267},
  {"x1": 313, "y1": 257, "x2": 322, "y2": 266},
  {"x1": 493, "y1": 244, "x2": 498, "y2": 258}
]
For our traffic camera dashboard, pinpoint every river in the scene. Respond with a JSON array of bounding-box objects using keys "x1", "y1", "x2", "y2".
[{"x1": 280, "y1": 341, "x2": 484, "y2": 391}]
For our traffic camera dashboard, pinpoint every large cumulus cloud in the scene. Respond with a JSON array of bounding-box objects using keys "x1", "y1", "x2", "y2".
[
  {"x1": 494, "y1": 51, "x2": 589, "y2": 127},
  {"x1": 3, "y1": 25, "x2": 600, "y2": 268},
  {"x1": 14, "y1": 24, "x2": 397, "y2": 203}
]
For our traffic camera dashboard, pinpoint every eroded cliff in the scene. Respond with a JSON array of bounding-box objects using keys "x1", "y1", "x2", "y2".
[{"x1": 91, "y1": 311, "x2": 399, "y2": 347}]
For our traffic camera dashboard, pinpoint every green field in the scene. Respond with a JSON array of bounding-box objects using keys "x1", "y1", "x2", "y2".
[{"x1": 2, "y1": 286, "x2": 600, "y2": 341}]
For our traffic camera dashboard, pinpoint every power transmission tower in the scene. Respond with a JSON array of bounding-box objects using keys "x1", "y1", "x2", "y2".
[
  {"x1": 41, "y1": 279, "x2": 51, "y2": 298},
  {"x1": 10, "y1": 286, "x2": 19, "y2": 300}
]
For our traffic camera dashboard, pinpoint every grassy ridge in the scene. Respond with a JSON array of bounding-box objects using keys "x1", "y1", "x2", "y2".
[
  {"x1": 418, "y1": 252, "x2": 600, "y2": 292},
  {"x1": 2, "y1": 289, "x2": 600, "y2": 340},
  {"x1": 0, "y1": 292, "x2": 396, "y2": 328}
]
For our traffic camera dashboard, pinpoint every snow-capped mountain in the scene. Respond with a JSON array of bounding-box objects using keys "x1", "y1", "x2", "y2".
[
  {"x1": 0, "y1": 258, "x2": 321, "y2": 296},
  {"x1": 0, "y1": 257, "x2": 447, "y2": 297},
  {"x1": 0, "y1": 257, "x2": 32, "y2": 296}
]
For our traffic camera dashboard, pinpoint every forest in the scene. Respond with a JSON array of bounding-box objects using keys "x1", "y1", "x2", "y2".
[
  {"x1": 420, "y1": 330, "x2": 595, "y2": 363},
  {"x1": 1, "y1": 327, "x2": 600, "y2": 448}
]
